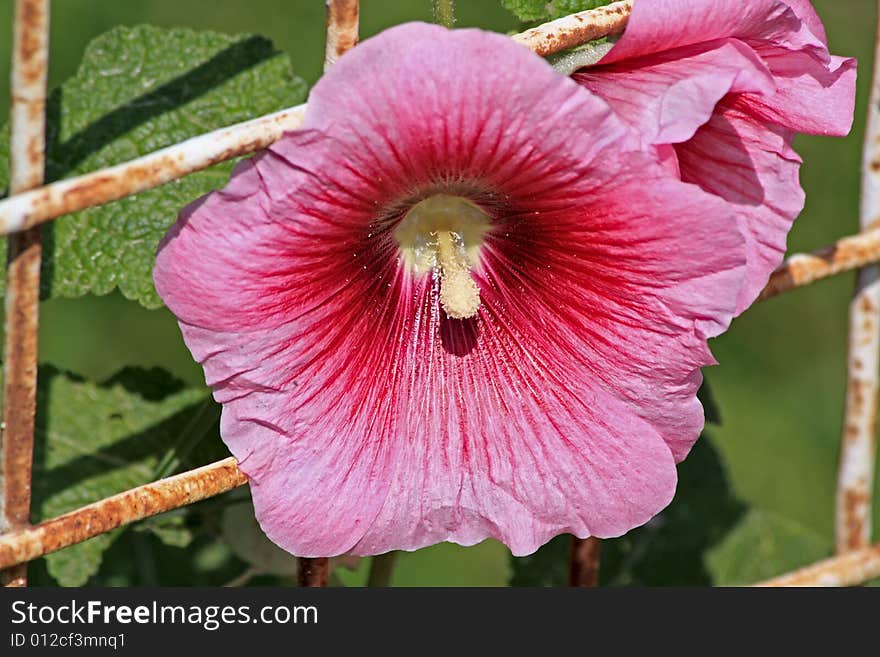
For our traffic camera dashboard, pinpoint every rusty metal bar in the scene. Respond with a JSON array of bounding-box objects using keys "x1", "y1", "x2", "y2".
[
  {"x1": 324, "y1": 0, "x2": 359, "y2": 71},
  {"x1": 0, "y1": 5, "x2": 631, "y2": 235},
  {"x1": 568, "y1": 536, "x2": 601, "y2": 587},
  {"x1": 0, "y1": 458, "x2": 247, "y2": 571},
  {"x1": 758, "y1": 229, "x2": 880, "y2": 302},
  {"x1": 756, "y1": 543, "x2": 880, "y2": 587},
  {"x1": 297, "y1": 558, "x2": 330, "y2": 587},
  {"x1": 0, "y1": 0, "x2": 49, "y2": 588},
  {"x1": 510, "y1": 0, "x2": 631, "y2": 57},
  {"x1": 835, "y1": 4, "x2": 880, "y2": 555},
  {"x1": 0, "y1": 105, "x2": 307, "y2": 235}
]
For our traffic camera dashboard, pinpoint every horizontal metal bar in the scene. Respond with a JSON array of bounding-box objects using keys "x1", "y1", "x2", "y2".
[
  {"x1": 0, "y1": 105, "x2": 306, "y2": 234},
  {"x1": 758, "y1": 228, "x2": 880, "y2": 301},
  {"x1": 510, "y1": 0, "x2": 631, "y2": 56},
  {"x1": 0, "y1": 458, "x2": 247, "y2": 570},
  {"x1": 755, "y1": 543, "x2": 880, "y2": 587}
]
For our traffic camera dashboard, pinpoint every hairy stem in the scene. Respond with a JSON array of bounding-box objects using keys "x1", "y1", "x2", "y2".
[{"x1": 432, "y1": 0, "x2": 455, "y2": 28}]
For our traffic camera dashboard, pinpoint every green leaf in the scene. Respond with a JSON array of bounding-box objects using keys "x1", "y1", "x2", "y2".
[
  {"x1": 0, "y1": 25, "x2": 308, "y2": 306},
  {"x1": 501, "y1": 0, "x2": 615, "y2": 23},
  {"x1": 133, "y1": 513, "x2": 194, "y2": 549},
  {"x1": 221, "y1": 492, "x2": 298, "y2": 577},
  {"x1": 509, "y1": 534, "x2": 570, "y2": 587},
  {"x1": 25, "y1": 366, "x2": 213, "y2": 585},
  {"x1": 510, "y1": 438, "x2": 746, "y2": 586},
  {"x1": 501, "y1": 0, "x2": 548, "y2": 22},
  {"x1": 706, "y1": 509, "x2": 831, "y2": 585},
  {"x1": 698, "y1": 379, "x2": 722, "y2": 425}
]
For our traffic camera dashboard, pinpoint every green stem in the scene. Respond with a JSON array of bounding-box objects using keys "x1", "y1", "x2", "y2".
[
  {"x1": 432, "y1": 0, "x2": 455, "y2": 28},
  {"x1": 366, "y1": 551, "x2": 398, "y2": 587}
]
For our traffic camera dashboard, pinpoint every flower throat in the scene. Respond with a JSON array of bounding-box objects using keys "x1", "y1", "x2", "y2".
[{"x1": 394, "y1": 194, "x2": 490, "y2": 320}]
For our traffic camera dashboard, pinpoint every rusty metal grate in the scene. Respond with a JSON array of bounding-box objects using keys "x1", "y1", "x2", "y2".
[{"x1": 0, "y1": 0, "x2": 877, "y2": 588}]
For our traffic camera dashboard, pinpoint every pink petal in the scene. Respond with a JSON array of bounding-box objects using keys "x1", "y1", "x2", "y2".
[
  {"x1": 675, "y1": 96, "x2": 804, "y2": 313},
  {"x1": 575, "y1": 39, "x2": 775, "y2": 145},
  {"x1": 780, "y1": 0, "x2": 828, "y2": 43},
  {"x1": 574, "y1": 0, "x2": 855, "y2": 313},
  {"x1": 601, "y1": 0, "x2": 826, "y2": 65},
  {"x1": 590, "y1": 0, "x2": 855, "y2": 139},
  {"x1": 155, "y1": 23, "x2": 746, "y2": 556},
  {"x1": 743, "y1": 48, "x2": 856, "y2": 136}
]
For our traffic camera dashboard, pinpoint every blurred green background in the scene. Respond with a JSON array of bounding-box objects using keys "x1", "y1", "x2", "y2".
[{"x1": 0, "y1": 0, "x2": 875, "y2": 585}]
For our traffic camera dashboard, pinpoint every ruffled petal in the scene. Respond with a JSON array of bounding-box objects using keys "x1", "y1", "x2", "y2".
[
  {"x1": 780, "y1": 0, "x2": 828, "y2": 43},
  {"x1": 742, "y1": 47, "x2": 856, "y2": 136},
  {"x1": 572, "y1": 0, "x2": 854, "y2": 314},
  {"x1": 601, "y1": 0, "x2": 826, "y2": 64},
  {"x1": 586, "y1": 0, "x2": 855, "y2": 139},
  {"x1": 574, "y1": 39, "x2": 775, "y2": 145},
  {"x1": 674, "y1": 96, "x2": 804, "y2": 313}
]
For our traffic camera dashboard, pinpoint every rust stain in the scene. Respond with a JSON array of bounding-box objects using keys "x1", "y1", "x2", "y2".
[
  {"x1": 844, "y1": 424, "x2": 860, "y2": 444},
  {"x1": 842, "y1": 488, "x2": 870, "y2": 552},
  {"x1": 850, "y1": 380, "x2": 867, "y2": 416},
  {"x1": 15, "y1": 1, "x2": 48, "y2": 88},
  {"x1": 327, "y1": 0, "x2": 359, "y2": 61}
]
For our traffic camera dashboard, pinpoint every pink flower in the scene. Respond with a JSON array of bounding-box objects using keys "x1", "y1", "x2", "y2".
[
  {"x1": 154, "y1": 23, "x2": 746, "y2": 557},
  {"x1": 573, "y1": 0, "x2": 856, "y2": 313}
]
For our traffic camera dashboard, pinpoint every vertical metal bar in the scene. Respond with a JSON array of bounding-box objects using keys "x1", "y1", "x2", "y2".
[
  {"x1": 324, "y1": 0, "x2": 359, "y2": 72},
  {"x1": 568, "y1": 536, "x2": 601, "y2": 587},
  {"x1": 836, "y1": 1, "x2": 880, "y2": 555},
  {"x1": 0, "y1": 0, "x2": 49, "y2": 588},
  {"x1": 297, "y1": 557, "x2": 330, "y2": 587},
  {"x1": 294, "y1": 0, "x2": 360, "y2": 588}
]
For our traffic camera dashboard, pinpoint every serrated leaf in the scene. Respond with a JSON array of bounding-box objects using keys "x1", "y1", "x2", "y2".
[
  {"x1": 501, "y1": 0, "x2": 614, "y2": 23},
  {"x1": 22, "y1": 366, "x2": 213, "y2": 585},
  {"x1": 706, "y1": 509, "x2": 830, "y2": 585},
  {"x1": 0, "y1": 25, "x2": 308, "y2": 306},
  {"x1": 510, "y1": 438, "x2": 746, "y2": 586}
]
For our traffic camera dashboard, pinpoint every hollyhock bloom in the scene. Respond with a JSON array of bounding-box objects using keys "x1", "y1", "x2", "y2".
[
  {"x1": 154, "y1": 23, "x2": 747, "y2": 557},
  {"x1": 573, "y1": 0, "x2": 856, "y2": 312}
]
